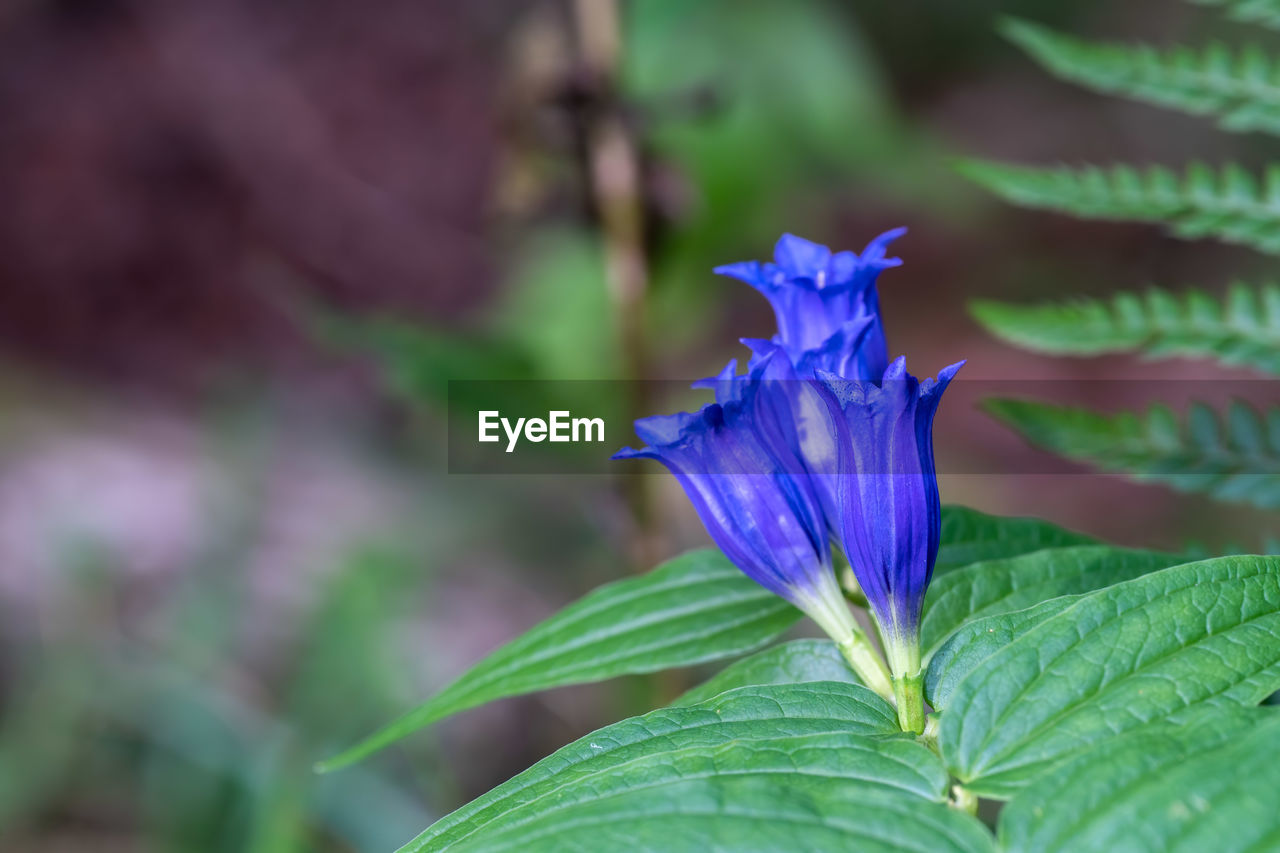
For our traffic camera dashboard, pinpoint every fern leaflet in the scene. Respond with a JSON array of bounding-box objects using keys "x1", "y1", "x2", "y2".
[
  {"x1": 970, "y1": 283, "x2": 1280, "y2": 375},
  {"x1": 986, "y1": 397, "x2": 1280, "y2": 509},
  {"x1": 957, "y1": 160, "x2": 1280, "y2": 255},
  {"x1": 1002, "y1": 18, "x2": 1280, "y2": 135}
]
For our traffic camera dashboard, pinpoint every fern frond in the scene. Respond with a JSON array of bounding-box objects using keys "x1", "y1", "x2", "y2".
[
  {"x1": 1185, "y1": 0, "x2": 1280, "y2": 30},
  {"x1": 985, "y1": 398, "x2": 1280, "y2": 509},
  {"x1": 970, "y1": 283, "x2": 1280, "y2": 375},
  {"x1": 957, "y1": 160, "x2": 1280, "y2": 255},
  {"x1": 1002, "y1": 18, "x2": 1280, "y2": 135}
]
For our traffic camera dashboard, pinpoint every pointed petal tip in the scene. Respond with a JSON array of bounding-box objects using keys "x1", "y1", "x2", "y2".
[
  {"x1": 883, "y1": 355, "x2": 909, "y2": 380},
  {"x1": 691, "y1": 358, "x2": 739, "y2": 391},
  {"x1": 739, "y1": 337, "x2": 781, "y2": 358},
  {"x1": 920, "y1": 359, "x2": 966, "y2": 399},
  {"x1": 713, "y1": 261, "x2": 767, "y2": 287},
  {"x1": 934, "y1": 358, "x2": 966, "y2": 385},
  {"x1": 860, "y1": 227, "x2": 908, "y2": 268}
]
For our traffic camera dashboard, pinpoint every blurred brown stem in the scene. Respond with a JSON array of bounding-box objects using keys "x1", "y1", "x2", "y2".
[{"x1": 571, "y1": 0, "x2": 657, "y2": 568}]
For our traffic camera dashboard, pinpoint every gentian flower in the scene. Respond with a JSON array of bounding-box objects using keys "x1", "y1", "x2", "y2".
[
  {"x1": 815, "y1": 356, "x2": 964, "y2": 732},
  {"x1": 735, "y1": 338, "x2": 843, "y2": 532},
  {"x1": 613, "y1": 374, "x2": 893, "y2": 700},
  {"x1": 714, "y1": 229, "x2": 906, "y2": 379},
  {"x1": 620, "y1": 228, "x2": 963, "y2": 731}
]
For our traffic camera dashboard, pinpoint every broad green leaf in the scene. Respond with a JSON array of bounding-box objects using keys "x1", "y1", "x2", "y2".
[
  {"x1": 402, "y1": 682, "x2": 993, "y2": 853},
  {"x1": 317, "y1": 551, "x2": 798, "y2": 771},
  {"x1": 956, "y1": 160, "x2": 1280, "y2": 256},
  {"x1": 920, "y1": 545, "x2": 1184, "y2": 652},
  {"x1": 935, "y1": 506, "x2": 1095, "y2": 572},
  {"x1": 940, "y1": 555, "x2": 1280, "y2": 797},
  {"x1": 443, "y1": 769, "x2": 996, "y2": 853},
  {"x1": 926, "y1": 597, "x2": 1080, "y2": 711},
  {"x1": 671, "y1": 640, "x2": 857, "y2": 707},
  {"x1": 984, "y1": 398, "x2": 1280, "y2": 510},
  {"x1": 1002, "y1": 18, "x2": 1280, "y2": 136},
  {"x1": 999, "y1": 706, "x2": 1280, "y2": 852},
  {"x1": 971, "y1": 283, "x2": 1280, "y2": 376}
]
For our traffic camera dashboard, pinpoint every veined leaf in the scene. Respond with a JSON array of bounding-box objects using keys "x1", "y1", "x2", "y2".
[
  {"x1": 940, "y1": 555, "x2": 1280, "y2": 797},
  {"x1": 926, "y1": 597, "x2": 1081, "y2": 711},
  {"x1": 935, "y1": 505, "x2": 1095, "y2": 572},
  {"x1": 1186, "y1": 0, "x2": 1280, "y2": 30},
  {"x1": 402, "y1": 682, "x2": 993, "y2": 853},
  {"x1": 442, "y1": 770, "x2": 996, "y2": 853},
  {"x1": 317, "y1": 551, "x2": 799, "y2": 771},
  {"x1": 920, "y1": 545, "x2": 1184, "y2": 653},
  {"x1": 957, "y1": 160, "x2": 1280, "y2": 256},
  {"x1": 1003, "y1": 18, "x2": 1280, "y2": 135},
  {"x1": 971, "y1": 283, "x2": 1280, "y2": 375},
  {"x1": 671, "y1": 640, "x2": 857, "y2": 707},
  {"x1": 999, "y1": 706, "x2": 1280, "y2": 852},
  {"x1": 985, "y1": 397, "x2": 1280, "y2": 510}
]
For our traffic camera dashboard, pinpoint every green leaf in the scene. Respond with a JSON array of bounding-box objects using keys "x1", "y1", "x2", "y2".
[
  {"x1": 671, "y1": 640, "x2": 857, "y2": 707},
  {"x1": 956, "y1": 160, "x2": 1280, "y2": 256},
  {"x1": 920, "y1": 545, "x2": 1185, "y2": 652},
  {"x1": 971, "y1": 283, "x2": 1280, "y2": 375},
  {"x1": 936, "y1": 506, "x2": 1095, "y2": 572},
  {"x1": 1186, "y1": 0, "x2": 1280, "y2": 30},
  {"x1": 940, "y1": 555, "x2": 1280, "y2": 797},
  {"x1": 926, "y1": 597, "x2": 1080, "y2": 711},
  {"x1": 441, "y1": 771, "x2": 996, "y2": 853},
  {"x1": 984, "y1": 398, "x2": 1280, "y2": 510},
  {"x1": 317, "y1": 551, "x2": 799, "y2": 772},
  {"x1": 999, "y1": 706, "x2": 1280, "y2": 852},
  {"x1": 1002, "y1": 18, "x2": 1280, "y2": 135},
  {"x1": 402, "y1": 682, "x2": 994, "y2": 853}
]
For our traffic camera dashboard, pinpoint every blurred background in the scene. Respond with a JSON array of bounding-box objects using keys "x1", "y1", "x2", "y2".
[{"x1": 1, "y1": 0, "x2": 1276, "y2": 850}]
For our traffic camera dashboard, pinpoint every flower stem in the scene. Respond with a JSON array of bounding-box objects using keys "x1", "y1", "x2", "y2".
[
  {"x1": 882, "y1": 627, "x2": 926, "y2": 733},
  {"x1": 892, "y1": 670, "x2": 926, "y2": 734},
  {"x1": 836, "y1": 631, "x2": 894, "y2": 704}
]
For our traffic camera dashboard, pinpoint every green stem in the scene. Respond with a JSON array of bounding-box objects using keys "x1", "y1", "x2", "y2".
[
  {"x1": 892, "y1": 671, "x2": 925, "y2": 734},
  {"x1": 836, "y1": 632, "x2": 894, "y2": 704},
  {"x1": 883, "y1": 633, "x2": 925, "y2": 734}
]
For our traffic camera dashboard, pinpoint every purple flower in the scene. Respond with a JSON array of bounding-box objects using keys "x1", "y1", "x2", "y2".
[
  {"x1": 715, "y1": 229, "x2": 905, "y2": 380},
  {"x1": 612, "y1": 379, "x2": 860, "y2": 647},
  {"x1": 815, "y1": 356, "x2": 963, "y2": 663},
  {"x1": 617, "y1": 230, "x2": 960, "y2": 721}
]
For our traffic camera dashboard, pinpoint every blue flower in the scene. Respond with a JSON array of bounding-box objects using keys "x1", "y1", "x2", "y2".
[
  {"x1": 612, "y1": 379, "x2": 873, "y2": 668},
  {"x1": 732, "y1": 339, "x2": 844, "y2": 533},
  {"x1": 814, "y1": 356, "x2": 963, "y2": 710},
  {"x1": 619, "y1": 230, "x2": 960, "y2": 722},
  {"x1": 715, "y1": 229, "x2": 905, "y2": 380}
]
